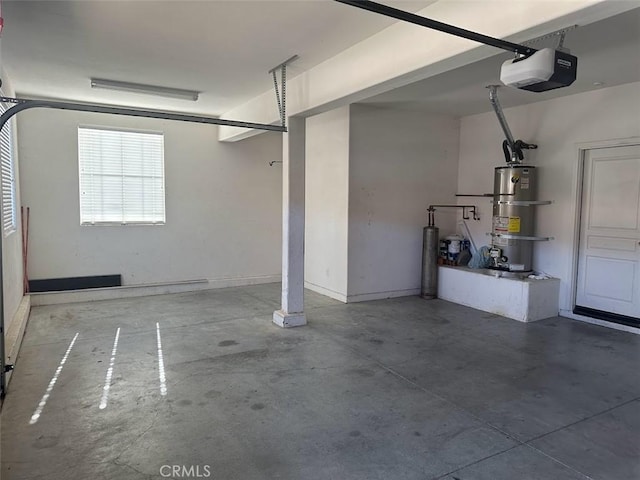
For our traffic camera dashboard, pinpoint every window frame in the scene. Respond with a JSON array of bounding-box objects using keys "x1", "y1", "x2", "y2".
[
  {"x1": 0, "y1": 94, "x2": 18, "y2": 237},
  {"x1": 77, "y1": 125, "x2": 166, "y2": 226}
]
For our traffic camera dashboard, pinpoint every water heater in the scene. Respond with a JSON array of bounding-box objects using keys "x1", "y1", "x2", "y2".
[
  {"x1": 486, "y1": 86, "x2": 551, "y2": 273},
  {"x1": 490, "y1": 166, "x2": 536, "y2": 272},
  {"x1": 490, "y1": 165, "x2": 552, "y2": 272}
]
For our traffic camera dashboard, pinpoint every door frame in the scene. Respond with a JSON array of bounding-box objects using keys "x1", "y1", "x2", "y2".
[{"x1": 567, "y1": 137, "x2": 640, "y2": 331}]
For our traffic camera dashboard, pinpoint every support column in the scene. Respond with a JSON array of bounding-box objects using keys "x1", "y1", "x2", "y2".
[{"x1": 273, "y1": 117, "x2": 307, "y2": 328}]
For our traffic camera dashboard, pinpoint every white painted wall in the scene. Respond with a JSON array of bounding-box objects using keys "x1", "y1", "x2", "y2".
[
  {"x1": 305, "y1": 107, "x2": 350, "y2": 301},
  {"x1": 18, "y1": 109, "x2": 282, "y2": 287},
  {"x1": 1, "y1": 70, "x2": 26, "y2": 342},
  {"x1": 347, "y1": 105, "x2": 460, "y2": 300},
  {"x1": 457, "y1": 82, "x2": 640, "y2": 313}
]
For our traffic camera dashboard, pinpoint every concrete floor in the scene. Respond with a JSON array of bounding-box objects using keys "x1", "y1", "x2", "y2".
[{"x1": 1, "y1": 283, "x2": 639, "y2": 480}]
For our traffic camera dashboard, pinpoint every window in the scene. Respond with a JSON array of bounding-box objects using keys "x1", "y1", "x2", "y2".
[
  {"x1": 78, "y1": 127, "x2": 165, "y2": 225},
  {"x1": 0, "y1": 97, "x2": 17, "y2": 236}
]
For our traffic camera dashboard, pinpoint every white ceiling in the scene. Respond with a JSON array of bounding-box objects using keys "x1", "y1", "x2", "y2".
[
  {"x1": 361, "y1": 7, "x2": 640, "y2": 116},
  {"x1": 1, "y1": 0, "x2": 433, "y2": 115},
  {"x1": 2, "y1": 1, "x2": 638, "y2": 119}
]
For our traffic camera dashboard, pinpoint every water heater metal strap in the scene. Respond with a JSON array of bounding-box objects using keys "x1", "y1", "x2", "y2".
[
  {"x1": 490, "y1": 233, "x2": 552, "y2": 241},
  {"x1": 494, "y1": 200, "x2": 553, "y2": 206}
]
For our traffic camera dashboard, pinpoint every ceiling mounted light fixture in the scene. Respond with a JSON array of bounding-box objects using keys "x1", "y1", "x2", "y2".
[{"x1": 90, "y1": 78, "x2": 200, "y2": 101}]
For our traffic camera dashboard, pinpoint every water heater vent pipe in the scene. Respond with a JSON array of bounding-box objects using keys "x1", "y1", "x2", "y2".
[{"x1": 487, "y1": 85, "x2": 537, "y2": 164}]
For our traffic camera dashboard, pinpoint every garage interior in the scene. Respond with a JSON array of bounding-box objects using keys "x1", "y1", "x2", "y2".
[{"x1": 0, "y1": 1, "x2": 639, "y2": 479}]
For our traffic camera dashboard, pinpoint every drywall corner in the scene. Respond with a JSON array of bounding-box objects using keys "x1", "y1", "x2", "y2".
[
  {"x1": 347, "y1": 104, "x2": 460, "y2": 298},
  {"x1": 305, "y1": 106, "x2": 351, "y2": 299}
]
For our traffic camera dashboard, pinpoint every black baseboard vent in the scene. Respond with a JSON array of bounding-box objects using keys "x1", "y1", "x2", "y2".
[
  {"x1": 573, "y1": 305, "x2": 639, "y2": 329},
  {"x1": 29, "y1": 275, "x2": 122, "y2": 293}
]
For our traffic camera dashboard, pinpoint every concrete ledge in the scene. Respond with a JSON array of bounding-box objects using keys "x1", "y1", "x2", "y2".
[
  {"x1": 438, "y1": 266, "x2": 560, "y2": 322},
  {"x1": 30, "y1": 275, "x2": 281, "y2": 306},
  {"x1": 273, "y1": 310, "x2": 307, "y2": 328}
]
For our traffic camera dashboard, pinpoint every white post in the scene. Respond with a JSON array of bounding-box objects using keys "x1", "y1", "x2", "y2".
[{"x1": 273, "y1": 117, "x2": 307, "y2": 328}]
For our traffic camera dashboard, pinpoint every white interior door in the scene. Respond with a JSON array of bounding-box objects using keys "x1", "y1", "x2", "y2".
[{"x1": 576, "y1": 145, "x2": 640, "y2": 320}]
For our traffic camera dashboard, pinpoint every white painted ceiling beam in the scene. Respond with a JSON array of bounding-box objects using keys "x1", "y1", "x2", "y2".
[{"x1": 218, "y1": 0, "x2": 636, "y2": 142}]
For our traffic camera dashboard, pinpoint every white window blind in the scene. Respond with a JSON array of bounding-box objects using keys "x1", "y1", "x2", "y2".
[
  {"x1": 0, "y1": 98, "x2": 17, "y2": 236},
  {"x1": 78, "y1": 127, "x2": 165, "y2": 225}
]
